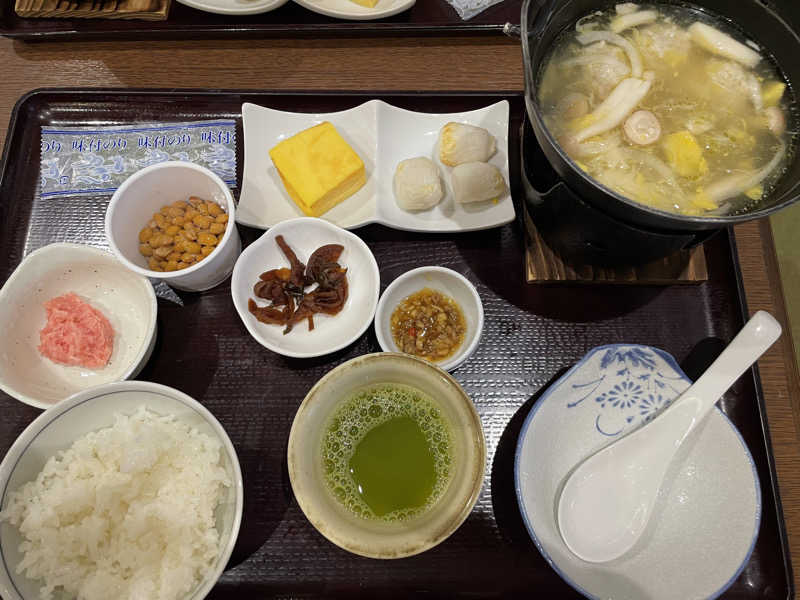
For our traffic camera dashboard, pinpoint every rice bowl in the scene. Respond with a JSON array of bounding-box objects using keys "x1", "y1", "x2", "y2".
[{"x1": 0, "y1": 381, "x2": 243, "y2": 600}]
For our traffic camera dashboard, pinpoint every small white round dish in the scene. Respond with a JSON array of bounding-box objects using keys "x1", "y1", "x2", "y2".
[
  {"x1": 176, "y1": 0, "x2": 288, "y2": 15},
  {"x1": 292, "y1": 0, "x2": 414, "y2": 21},
  {"x1": 0, "y1": 380, "x2": 243, "y2": 600},
  {"x1": 287, "y1": 352, "x2": 485, "y2": 558},
  {"x1": 0, "y1": 243, "x2": 157, "y2": 410},
  {"x1": 374, "y1": 266, "x2": 483, "y2": 371},
  {"x1": 231, "y1": 217, "x2": 379, "y2": 358},
  {"x1": 515, "y1": 344, "x2": 760, "y2": 600},
  {"x1": 105, "y1": 161, "x2": 241, "y2": 293}
]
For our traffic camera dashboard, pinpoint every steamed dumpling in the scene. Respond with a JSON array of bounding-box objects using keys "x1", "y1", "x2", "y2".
[
  {"x1": 439, "y1": 122, "x2": 497, "y2": 166},
  {"x1": 393, "y1": 157, "x2": 443, "y2": 211},
  {"x1": 451, "y1": 162, "x2": 506, "y2": 204}
]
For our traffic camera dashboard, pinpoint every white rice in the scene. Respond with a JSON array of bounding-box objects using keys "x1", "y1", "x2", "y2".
[{"x1": 0, "y1": 406, "x2": 231, "y2": 600}]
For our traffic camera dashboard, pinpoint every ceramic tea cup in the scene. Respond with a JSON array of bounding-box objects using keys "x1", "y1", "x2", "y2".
[{"x1": 287, "y1": 352, "x2": 485, "y2": 559}]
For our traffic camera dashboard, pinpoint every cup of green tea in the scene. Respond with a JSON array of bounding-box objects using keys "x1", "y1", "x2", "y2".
[{"x1": 287, "y1": 352, "x2": 486, "y2": 559}]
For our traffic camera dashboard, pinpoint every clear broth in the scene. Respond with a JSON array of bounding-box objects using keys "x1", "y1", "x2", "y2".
[{"x1": 537, "y1": 3, "x2": 794, "y2": 216}]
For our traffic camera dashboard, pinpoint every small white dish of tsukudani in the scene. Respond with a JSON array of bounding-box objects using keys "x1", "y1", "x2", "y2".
[
  {"x1": 515, "y1": 344, "x2": 760, "y2": 600},
  {"x1": 374, "y1": 266, "x2": 484, "y2": 372},
  {"x1": 230, "y1": 217, "x2": 380, "y2": 358},
  {"x1": 0, "y1": 243, "x2": 157, "y2": 410}
]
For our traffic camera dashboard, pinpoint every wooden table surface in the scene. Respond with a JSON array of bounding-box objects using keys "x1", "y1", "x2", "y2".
[{"x1": 0, "y1": 35, "x2": 799, "y2": 595}]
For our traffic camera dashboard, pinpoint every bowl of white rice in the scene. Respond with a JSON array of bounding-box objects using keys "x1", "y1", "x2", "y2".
[{"x1": 0, "y1": 381, "x2": 243, "y2": 600}]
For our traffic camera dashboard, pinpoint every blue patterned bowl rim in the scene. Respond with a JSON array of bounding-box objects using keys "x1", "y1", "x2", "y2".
[{"x1": 513, "y1": 343, "x2": 762, "y2": 600}]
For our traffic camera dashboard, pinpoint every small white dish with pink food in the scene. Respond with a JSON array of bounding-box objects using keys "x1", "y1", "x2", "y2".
[{"x1": 0, "y1": 243, "x2": 157, "y2": 409}]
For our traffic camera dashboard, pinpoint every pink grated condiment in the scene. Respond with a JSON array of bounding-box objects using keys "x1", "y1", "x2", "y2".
[{"x1": 38, "y1": 293, "x2": 114, "y2": 369}]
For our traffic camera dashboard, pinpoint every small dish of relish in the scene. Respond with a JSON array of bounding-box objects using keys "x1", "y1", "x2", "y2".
[
  {"x1": 390, "y1": 288, "x2": 466, "y2": 363},
  {"x1": 375, "y1": 266, "x2": 483, "y2": 372}
]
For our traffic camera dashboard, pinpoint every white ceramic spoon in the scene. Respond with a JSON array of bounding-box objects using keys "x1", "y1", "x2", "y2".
[{"x1": 557, "y1": 310, "x2": 782, "y2": 563}]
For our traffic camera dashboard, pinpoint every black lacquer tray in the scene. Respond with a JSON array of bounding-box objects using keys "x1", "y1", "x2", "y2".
[
  {"x1": 0, "y1": 89, "x2": 792, "y2": 599},
  {"x1": 0, "y1": 0, "x2": 521, "y2": 40}
]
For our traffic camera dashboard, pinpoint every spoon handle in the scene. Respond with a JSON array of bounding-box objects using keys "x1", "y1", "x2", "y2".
[{"x1": 686, "y1": 311, "x2": 781, "y2": 415}]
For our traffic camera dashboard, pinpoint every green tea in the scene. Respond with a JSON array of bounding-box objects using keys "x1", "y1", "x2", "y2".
[{"x1": 321, "y1": 383, "x2": 453, "y2": 522}]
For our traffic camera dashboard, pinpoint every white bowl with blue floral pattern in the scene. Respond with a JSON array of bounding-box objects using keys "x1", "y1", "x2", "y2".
[{"x1": 515, "y1": 344, "x2": 760, "y2": 600}]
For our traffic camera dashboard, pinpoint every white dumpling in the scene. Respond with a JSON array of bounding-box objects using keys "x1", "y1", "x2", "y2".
[
  {"x1": 393, "y1": 157, "x2": 443, "y2": 211},
  {"x1": 439, "y1": 122, "x2": 497, "y2": 166},
  {"x1": 451, "y1": 162, "x2": 506, "y2": 204}
]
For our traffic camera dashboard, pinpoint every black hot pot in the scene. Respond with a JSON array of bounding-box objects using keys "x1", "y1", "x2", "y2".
[{"x1": 519, "y1": 0, "x2": 800, "y2": 265}]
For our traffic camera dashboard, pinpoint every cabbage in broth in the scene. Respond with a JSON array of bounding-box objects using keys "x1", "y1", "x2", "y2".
[{"x1": 537, "y1": 3, "x2": 793, "y2": 216}]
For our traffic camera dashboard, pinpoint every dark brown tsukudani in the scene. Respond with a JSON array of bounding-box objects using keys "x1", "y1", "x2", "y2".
[{"x1": 248, "y1": 236, "x2": 348, "y2": 334}]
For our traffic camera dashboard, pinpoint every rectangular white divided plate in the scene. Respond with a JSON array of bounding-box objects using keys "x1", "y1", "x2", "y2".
[{"x1": 238, "y1": 99, "x2": 514, "y2": 232}]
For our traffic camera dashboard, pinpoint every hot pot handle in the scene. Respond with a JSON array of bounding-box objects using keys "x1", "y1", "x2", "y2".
[
  {"x1": 503, "y1": 24, "x2": 521, "y2": 39},
  {"x1": 504, "y1": 0, "x2": 547, "y2": 40}
]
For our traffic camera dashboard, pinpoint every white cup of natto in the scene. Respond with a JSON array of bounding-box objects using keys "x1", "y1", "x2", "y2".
[
  {"x1": 287, "y1": 352, "x2": 486, "y2": 559},
  {"x1": 105, "y1": 161, "x2": 241, "y2": 292}
]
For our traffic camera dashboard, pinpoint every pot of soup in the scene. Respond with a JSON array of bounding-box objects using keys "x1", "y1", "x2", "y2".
[{"x1": 520, "y1": 0, "x2": 800, "y2": 264}]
